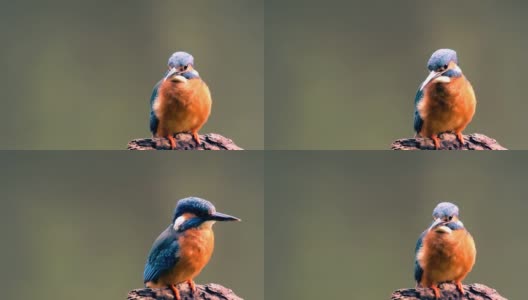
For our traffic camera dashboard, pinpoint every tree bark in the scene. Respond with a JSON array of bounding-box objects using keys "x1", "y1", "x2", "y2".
[
  {"x1": 391, "y1": 283, "x2": 507, "y2": 300},
  {"x1": 391, "y1": 133, "x2": 506, "y2": 150},
  {"x1": 127, "y1": 283, "x2": 243, "y2": 300},
  {"x1": 127, "y1": 133, "x2": 243, "y2": 150}
]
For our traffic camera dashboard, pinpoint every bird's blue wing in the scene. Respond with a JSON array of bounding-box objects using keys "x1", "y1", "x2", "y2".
[
  {"x1": 149, "y1": 80, "x2": 162, "y2": 135},
  {"x1": 143, "y1": 227, "x2": 180, "y2": 283},
  {"x1": 414, "y1": 230, "x2": 426, "y2": 283},
  {"x1": 413, "y1": 87, "x2": 424, "y2": 134}
]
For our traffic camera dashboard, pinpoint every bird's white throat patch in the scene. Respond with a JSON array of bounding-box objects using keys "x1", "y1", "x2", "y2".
[
  {"x1": 172, "y1": 75, "x2": 188, "y2": 83},
  {"x1": 433, "y1": 76, "x2": 451, "y2": 84},
  {"x1": 435, "y1": 225, "x2": 453, "y2": 234}
]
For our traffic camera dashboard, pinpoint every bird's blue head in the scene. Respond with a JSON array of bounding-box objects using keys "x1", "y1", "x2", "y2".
[
  {"x1": 164, "y1": 51, "x2": 200, "y2": 82},
  {"x1": 168, "y1": 51, "x2": 194, "y2": 69},
  {"x1": 171, "y1": 197, "x2": 240, "y2": 232},
  {"x1": 420, "y1": 48, "x2": 462, "y2": 90},
  {"x1": 429, "y1": 202, "x2": 465, "y2": 233},
  {"x1": 432, "y1": 202, "x2": 459, "y2": 219},
  {"x1": 427, "y1": 49, "x2": 458, "y2": 72}
]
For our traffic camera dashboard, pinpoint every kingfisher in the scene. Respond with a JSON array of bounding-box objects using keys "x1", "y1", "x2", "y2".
[
  {"x1": 414, "y1": 49, "x2": 477, "y2": 149},
  {"x1": 149, "y1": 52, "x2": 212, "y2": 149},
  {"x1": 414, "y1": 202, "x2": 476, "y2": 299},
  {"x1": 143, "y1": 197, "x2": 240, "y2": 300}
]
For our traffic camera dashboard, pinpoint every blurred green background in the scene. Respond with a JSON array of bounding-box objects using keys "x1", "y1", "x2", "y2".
[
  {"x1": 0, "y1": 0, "x2": 263, "y2": 149},
  {"x1": 0, "y1": 152, "x2": 263, "y2": 300},
  {"x1": 266, "y1": 152, "x2": 526, "y2": 299},
  {"x1": 265, "y1": 0, "x2": 528, "y2": 149}
]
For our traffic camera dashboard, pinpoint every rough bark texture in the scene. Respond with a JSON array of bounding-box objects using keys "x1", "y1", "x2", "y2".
[
  {"x1": 127, "y1": 283, "x2": 243, "y2": 300},
  {"x1": 128, "y1": 133, "x2": 243, "y2": 150},
  {"x1": 391, "y1": 133, "x2": 507, "y2": 150},
  {"x1": 391, "y1": 283, "x2": 506, "y2": 300}
]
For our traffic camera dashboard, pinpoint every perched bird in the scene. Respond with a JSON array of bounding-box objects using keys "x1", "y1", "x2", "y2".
[
  {"x1": 414, "y1": 202, "x2": 476, "y2": 299},
  {"x1": 150, "y1": 52, "x2": 212, "y2": 149},
  {"x1": 414, "y1": 49, "x2": 477, "y2": 149},
  {"x1": 144, "y1": 197, "x2": 240, "y2": 300}
]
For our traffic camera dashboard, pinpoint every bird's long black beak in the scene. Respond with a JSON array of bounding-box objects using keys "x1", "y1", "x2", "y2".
[
  {"x1": 210, "y1": 211, "x2": 241, "y2": 222},
  {"x1": 429, "y1": 218, "x2": 445, "y2": 230},
  {"x1": 429, "y1": 218, "x2": 452, "y2": 234},
  {"x1": 420, "y1": 70, "x2": 445, "y2": 91},
  {"x1": 164, "y1": 68, "x2": 179, "y2": 81}
]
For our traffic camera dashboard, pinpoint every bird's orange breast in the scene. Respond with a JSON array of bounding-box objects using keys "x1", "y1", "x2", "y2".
[
  {"x1": 419, "y1": 229, "x2": 476, "y2": 284},
  {"x1": 154, "y1": 79, "x2": 212, "y2": 136},
  {"x1": 418, "y1": 76, "x2": 476, "y2": 136},
  {"x1": 158, "y1": 226, "x2": 215, "y2": 286}
]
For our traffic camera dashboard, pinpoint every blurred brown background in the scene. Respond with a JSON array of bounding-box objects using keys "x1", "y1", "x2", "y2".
[
  {"x1": 0, "y1": 0, "x2": 263, "y2": 149},
  {"x1": 266, "y1": 0, "x2": 528, "y2": 149},
  {"x1": 266, "y1": 152, "x2": 527, "y2": 299},
  {"x1": 0, "y1": 152, "x2": 263, "y2": 300}
]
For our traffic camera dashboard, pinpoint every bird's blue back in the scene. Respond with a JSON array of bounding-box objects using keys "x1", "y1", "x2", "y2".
[
  {"x1": 144, "y1": 226, "x2": 180, "y2": 283},
  {"x1": 414, "y1": 230, "x2": 426, "y2": 282},
  {"x1": 413, "y1": 86, "x2": 424, "y2": 133},
  {"x1": 149, "y1": 80, "x2": 162, "y2": 135}
]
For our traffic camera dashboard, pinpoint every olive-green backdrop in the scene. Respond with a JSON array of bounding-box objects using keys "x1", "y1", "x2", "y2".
[
  {"x1": 266, "y1": 0, "x2": 528, "y2": 149},
  {"x1": 0, "y1": 152, "x2": 263, "y2": 300},
  {"x1": 0, "y1": 0, "x2": 263, "y2": 149},
  {"x1": 266, "y1": 152, "x2": 526, "y2": 299}
]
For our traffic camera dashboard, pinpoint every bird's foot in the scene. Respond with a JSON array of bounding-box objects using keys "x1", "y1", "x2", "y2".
[
  {"x1": 431, "y1": 135, "x2": 441, "y2": 150},
  {"x1": 168, "y1": 135, "x2": 177, "y2": 150},
  {"x1": 192, "y1": 132, "x2": 201, "y2": 146},
  {"x1": 455, "y1": 281, "x2": 465, "y2": 295},
  {"x1": 169, "y1": 284, "x2": 181, "y2": 300},
  {"x1": 187, "y1": 279, "x2": 197, "y2": 294},
  {"x1": 430, "y1": 284, "x2": 441, "y2": 299},
  {"x1": 456, "y1": 132, "x2": 465, "y2": 146}
]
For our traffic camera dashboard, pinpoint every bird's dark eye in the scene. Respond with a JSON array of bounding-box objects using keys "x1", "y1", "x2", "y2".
[
  {"x1": 448, "y1": 216, "x2": 453, "y2": 221},
  {"x1": 443, "y1": 64, "x2": 448, "y2": 69},
  {"x1": 183, "y1": 65, "x2": 189, "y2": 71}
]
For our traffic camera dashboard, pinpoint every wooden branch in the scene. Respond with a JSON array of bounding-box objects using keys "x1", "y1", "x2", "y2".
[
  {"x1": 391, "y1": 283, "x2": 506, "y2": 300},
  {"x1": 128, "y1": 133, "x2": 243, "y2": 150},
  {"x1": 391, "y1": 133, "x2": 507, "y2": 150},
  {"x1": 127, "y1": 283, "x2": 243, "y2": 300}
]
